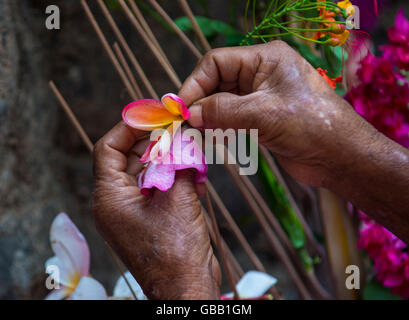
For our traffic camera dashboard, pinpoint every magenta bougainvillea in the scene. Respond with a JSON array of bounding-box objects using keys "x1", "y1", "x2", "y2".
[
  {"x1": 347, "y1": 9, "x2": 409, "y2": 299},
  {"x1": 358, "y1": 215, "x2": 409, "y2": 299},
  {"x1": 346, "y1": 53, "x2": 409, "y2": 147},
  {"x1": 381, "y1": 9, "x2": 409, "y2": 71}
]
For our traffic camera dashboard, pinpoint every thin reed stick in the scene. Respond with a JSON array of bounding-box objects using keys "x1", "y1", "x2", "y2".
[
  {"x1": 223, "y1": 243, "x2": 242, "y2": 283},
  {"x1": 128, "y1": 0, "x2": 172, "y2": 69},
  {"x1": 221, "y1": 162, "x2": 311, "y2": 299},
  {"x1": 177, "y1": 0, "x2": 211, "y2": 52},
  {"x1": 118, "y1": 0, "x2": 182, "y2": 88},
  {"x1": 260, "y1": 146, "x2": 324, "y2": 257},
  {"x1": 205, "y1": 192, "x2": 239, "y2": 299},
  {"x1": 206, "y1": 181, "x2": 265, "y2": 272},
  {"x1": 105, "y1": 242, "x2": 137, "y2": 300},
  {"x1": 95, "y1": 0, "x2": 158, "y2": 99},
  {"x1": 148, "y1": 0, "x2": 202, "y2": 59},
  {"x1": 49, "y1": 80, "x2": 138, "y2": 300},
  {"x1": 81, "y1": 0, "x2": 138, "y2": 101},
  {"x1": 49, "y1": 81, "x2": 94, "y2": 153},
  {"x1": 113, "y1": 42, "x2": 143, "y2": 99},
  {"x1": 202, "y1": 209, "x2": 242, "y2": 283},
  {"x1": 206, "y1": 181, "x2": 282, "y2": 299},
  {"x1": 227, "y1": 162, "x2": 330, "y2": 299}
]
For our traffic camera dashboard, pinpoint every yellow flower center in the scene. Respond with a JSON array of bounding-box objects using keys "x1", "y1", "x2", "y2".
[{"x1": 64, "y1": 271, "x2": 82, "y2": 296}]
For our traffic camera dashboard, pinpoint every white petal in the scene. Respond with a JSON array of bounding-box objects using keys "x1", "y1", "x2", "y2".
[
  {"x1": 45, "y1": 288, "x2": 68, "y2": 300},
  {"x1": 223, "y1": 271, "x2": 277, "y2": 298},
  {"x1": 49, "y1": 213, "x2": 90, "y2": 277},
  {"x1": 70, "y1": 277, "x2": 107, "y2": 300},
  {"x1": 113, "y1": 271, "x2": 147, "y2": 300},
  {"x1": 45, "y1": 256, "x2": 71, "y2": 286}
]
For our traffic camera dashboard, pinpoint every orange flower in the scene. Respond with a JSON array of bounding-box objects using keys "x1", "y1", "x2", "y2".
[
  {"x1": 316, "y1": 68, "x2": 343, "y2": 90},
  {"x1": 337, "y1": 0, "x2": 355, "y2": 17},
  {"x1": 328, "y1": 29, "x2": 350, "y2": 46},
  {"x1": 313, "y1": 0, "x2": 351, "y2": 47}
]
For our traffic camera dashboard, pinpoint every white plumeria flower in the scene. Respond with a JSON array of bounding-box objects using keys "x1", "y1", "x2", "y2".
[
  {"x1": 45, "y1": 213, "x2": 107, "y2": 300},
  {"x1": 113, "y1": 271, "x2": 147, "y2": 300},
  {"x1": 222, "y1": 271, "x2": 277, "y2": 299}
]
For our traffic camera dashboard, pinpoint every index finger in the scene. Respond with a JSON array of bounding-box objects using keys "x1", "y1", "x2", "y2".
[
  {"x1": 178, "y1": 44, "x2": 264, "y2": 106},
  {"x1": 93, "y1": 121, "x2": 147, "y2": 178}
]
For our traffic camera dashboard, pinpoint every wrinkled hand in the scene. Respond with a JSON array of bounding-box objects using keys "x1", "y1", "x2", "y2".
[
  {"x1": 92, "y1": 122, "x2": 220, "y2": 300},
  {"x1": 179, "y1": 41, "x2": 409, "y2": 244},
  {"x1": 179, "y1": 41, "x2": 379, "y2": 187}
]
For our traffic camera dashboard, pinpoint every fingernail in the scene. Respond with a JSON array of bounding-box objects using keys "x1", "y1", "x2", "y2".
[{"x1": 188, "y1": 104, "x2": 204, "y2": 128}]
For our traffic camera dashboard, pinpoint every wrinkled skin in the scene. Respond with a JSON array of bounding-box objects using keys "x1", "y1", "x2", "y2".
[
  {"x1": 93, "y1": 41, "x2": 409, "y2": 299},
  {"x1": 92, "y1": 123, "x2": 220, "y2": 300},
  {"x1": 180, "y1": 41, "x2": 375, "y2": 187},
  {"x1": 180, "y1": 41, "x2": 409, "y2": 244}
]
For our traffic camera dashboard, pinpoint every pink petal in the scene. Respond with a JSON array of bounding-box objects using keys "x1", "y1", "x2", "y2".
[
  {"x1": 149, "y1": 127, "x2": 174, "y2": 163},
  {"x1": 137, "y1": 131, "x2": 207, "y2": 195},
  {"x1": 50, "y1": 213, "x2": 90, "y2": 278},
  {"x1": 122, "y1": 99, "x2": 178, "y2": 131},
  {"x1": 140, "y1": 121, "x2": 182, "y2": 164},
  {"x1": 45, "y1": 256, "x2": 72, "y2": 286},
  {"x1": 161, "y1": 93, "x2": 190, "y2": 120},
  {"x1": 70, "y1": 276, "x2": 107, "y2": 300},
  {"x1": 45, "y1": 287, "x2": 69, "y2": 300},
  {"x1": 140, "y1": 139, "x2": 159, "y2": 163},
  {"x1": 172, "y1": 132, "x2": 207, "y2": 183},
  {"x1": 138, "y1": 162, "x2": 176, "y2": 196}
]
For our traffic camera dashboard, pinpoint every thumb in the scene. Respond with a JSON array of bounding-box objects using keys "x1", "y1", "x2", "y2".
[{"x1": 187, "y1": 92, "x2": 259, "y2": 131}]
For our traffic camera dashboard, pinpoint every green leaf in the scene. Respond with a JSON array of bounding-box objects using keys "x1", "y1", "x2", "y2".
[
  {"x1": 104, "y1": 0, "x2": 119, "y2": 10},
  {"x1": 323, "y1": 45, "x2": 346, "y2": 78},
  {"x1": 258, "y1": 154, "x2": 316, "y2": 271},
  {"x1": 226, "y1": 33, "x2": 247, "y2": 46},
  {"x1": 258, "y1": 155, "x2": 306, "y2": 249},
  {"x1": 174, "y1": 16, "x2": 242, "y2": 46},
  {"x1": 363, "y1": 278, "x2": 402, "y2": 300}
]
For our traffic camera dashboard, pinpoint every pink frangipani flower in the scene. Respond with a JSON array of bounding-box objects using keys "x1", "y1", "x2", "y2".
[
  {"x1": 122, "y1": 93, "x2": 207, "y2": 195},
  {"x1": 45, "y1": 213, "x2": 107, "y2": 300},
  {"x1": 138, "y1": 128, "x2": 207, "y2": 196}
]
